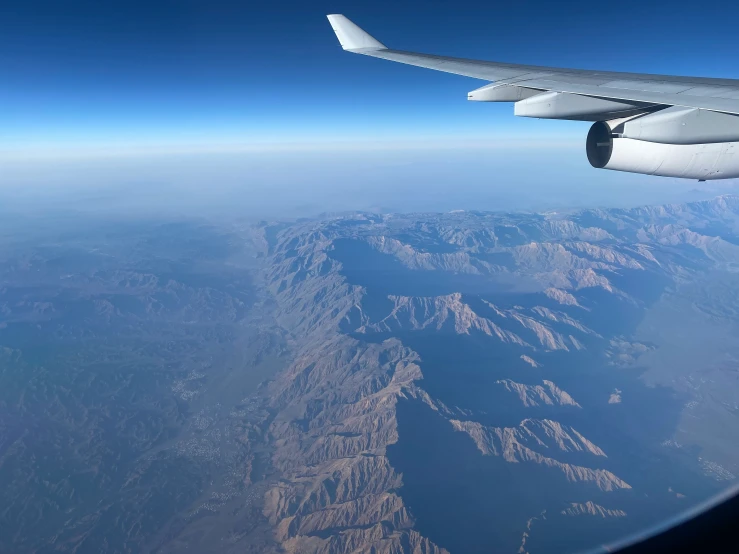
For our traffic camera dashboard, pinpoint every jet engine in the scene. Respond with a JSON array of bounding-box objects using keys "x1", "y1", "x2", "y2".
[{"x1": 586, "y1": 109, "x2": 739, "y2": 180}]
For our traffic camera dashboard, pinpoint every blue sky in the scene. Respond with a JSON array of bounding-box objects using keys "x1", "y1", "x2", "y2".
[
  {"x1": 2, "y1": 0, "x2": 739, "y2": 214},
  {"x1": 3, "y1": 0, "x2": 738, "y2": 151}
]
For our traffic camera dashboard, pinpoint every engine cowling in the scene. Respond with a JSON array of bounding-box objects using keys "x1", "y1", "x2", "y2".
[{"x1": 586, "y1": 121, "x2": 739, "y2": 180}]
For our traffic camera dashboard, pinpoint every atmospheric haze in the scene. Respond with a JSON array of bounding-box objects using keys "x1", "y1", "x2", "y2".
[{"x1": 3, "y1": 1, "x2": 739, "y2": 553}]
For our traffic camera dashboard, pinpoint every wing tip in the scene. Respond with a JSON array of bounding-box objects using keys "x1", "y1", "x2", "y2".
[{"x1": 326, "y1": 14, "x2": 386, "y2": 52}]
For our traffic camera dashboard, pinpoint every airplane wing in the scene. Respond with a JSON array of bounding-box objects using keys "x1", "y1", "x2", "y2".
[{"x1": 327, "y1": 14, "x2": 739, "y2": 117}]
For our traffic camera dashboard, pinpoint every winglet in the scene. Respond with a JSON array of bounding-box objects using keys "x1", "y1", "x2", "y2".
[{"x1": 327, "y1": 15, "x2": 386, "y2": 52}]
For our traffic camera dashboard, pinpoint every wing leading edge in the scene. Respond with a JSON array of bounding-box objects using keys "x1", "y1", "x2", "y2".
[{"x1": 326, "y1": 14, "x2": 739, "y2": 116}]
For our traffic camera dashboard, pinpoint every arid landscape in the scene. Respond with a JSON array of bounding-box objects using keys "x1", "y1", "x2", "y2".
[{"x1": 4, "y1": 196, "x2": 739, "y2": 552}]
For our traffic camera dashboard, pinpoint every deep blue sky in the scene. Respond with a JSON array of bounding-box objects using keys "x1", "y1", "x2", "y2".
[
  {"x1": 3, "y1": 0, "x2": 738, "y2": 151},
  {"x1": 2, "y1": 0, "x2": 739, "y2": 215}
]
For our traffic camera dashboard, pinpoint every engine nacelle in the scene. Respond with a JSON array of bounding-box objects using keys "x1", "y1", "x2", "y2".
[{"x1": 586, "y1": 121, "x2": 739, "y2": 180}]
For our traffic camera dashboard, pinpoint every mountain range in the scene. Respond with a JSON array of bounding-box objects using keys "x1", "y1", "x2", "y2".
[
  {"x1": 254, "y1": 196, "x2": 739, "y2": 554},
  {"x1": 4, "y1": 197, "x2": 739, "y2": 553}
]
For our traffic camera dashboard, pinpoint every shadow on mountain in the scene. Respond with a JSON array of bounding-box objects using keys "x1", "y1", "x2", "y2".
[
  {"x1": 330, "y1": 238, "x2": 516, "y2": 297},
  {"x1": 388, "y1": 398, "x2": 632, "y2": 554}
]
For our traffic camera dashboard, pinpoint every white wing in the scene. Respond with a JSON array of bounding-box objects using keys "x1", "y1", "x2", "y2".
[{"x1": 327, "y1": 14, "x2": 739, "y2": 117}]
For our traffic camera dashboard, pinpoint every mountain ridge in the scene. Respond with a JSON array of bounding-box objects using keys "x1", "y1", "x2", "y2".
[{"x1": 253, "y1": 195, "x2": 739, "y2": 553}]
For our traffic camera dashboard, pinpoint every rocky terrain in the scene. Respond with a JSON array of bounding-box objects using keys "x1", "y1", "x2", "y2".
[
  {"x1": 254, "y1": 196, "x2": 739, "y2": 554},
  {"x1": 0, "y1": 216, "x2": 285, "y2": 553},
  {"x1": 4, "y1": 196, "x2": 739, "y2": 553}
]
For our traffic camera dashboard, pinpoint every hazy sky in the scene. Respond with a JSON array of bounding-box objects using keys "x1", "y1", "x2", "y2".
[{"x1": 2, "y1": 0, "x2": 739, "y2": 216}]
